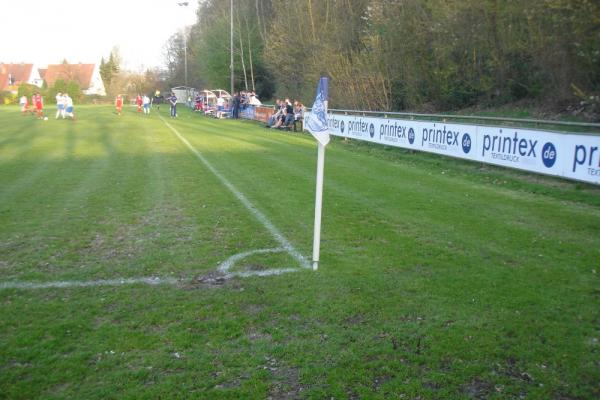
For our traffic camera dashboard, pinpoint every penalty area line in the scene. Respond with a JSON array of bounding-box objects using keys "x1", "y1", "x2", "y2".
[{"x1": 158, "y1": 115, "x2": 310, "y2": 270}]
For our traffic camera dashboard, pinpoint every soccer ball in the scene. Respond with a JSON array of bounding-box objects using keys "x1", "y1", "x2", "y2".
[{"x1": 43, "y1": 117, "x2": 48, "y2": 121}]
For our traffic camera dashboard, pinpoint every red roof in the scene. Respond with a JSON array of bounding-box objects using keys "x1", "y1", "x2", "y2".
[
  {"x1": 43, "y1": 63, "x2": 95, "y2": 90},
  {"x1": 0, "y1": 63, "x2": 34, "y2": 90}
]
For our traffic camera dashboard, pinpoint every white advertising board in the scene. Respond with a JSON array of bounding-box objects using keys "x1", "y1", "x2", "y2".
[{"x1": 307, "y1": 112, "x2": 600, "y2": 185}]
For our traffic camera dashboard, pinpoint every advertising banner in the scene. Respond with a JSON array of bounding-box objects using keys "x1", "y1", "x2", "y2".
[
  {"x1": 306, "y1": 112, "x2": 600, "y2": 185},
  {"x1": 254, "y1": 106, "x2": 275, "y2": 123}
]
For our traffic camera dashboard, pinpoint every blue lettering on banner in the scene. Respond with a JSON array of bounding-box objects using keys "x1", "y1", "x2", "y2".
[
  {"x1": 341, "y1": 118, "x2": 374, "y2": 138},
  {"x1": 379, "y1": 121, "x2": 413, "y2": 144},
  {"x1": 541, "y1": 142, "x2": 557, "y2": 168},
  {"x1": 327, "y1": 115, "x2": 343, "y2": 132},
  {"x1": 482, "y1": 130, "x2": 538, "y2": 163},
  {"x1": 421, "y1": 124, "x2": 469, "y2": 153},
  {"x1": 320, "y1": 111, "x2": 599, "y2": 185},
  {"x1": 462, "y1": 133, "x2": 472, "y2": 154},
  {"x1": 572, "y1": 144, "x2": 600, "y2": 172}
]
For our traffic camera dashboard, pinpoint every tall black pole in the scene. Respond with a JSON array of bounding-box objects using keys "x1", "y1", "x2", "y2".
[{"x1": 230, "y1": 0, "x2": 234, "y2": 95}]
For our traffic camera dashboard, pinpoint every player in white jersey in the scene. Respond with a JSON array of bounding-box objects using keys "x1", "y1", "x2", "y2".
[
  {"x1": 55, "y1": 92, "x2": 67, "y2": 119},
  {"x1": 65, "y1": 94, "x2": 75, "y2": 120},
  {"x1": 143, "y1": 95, "x2": 151, "y2": 115}
]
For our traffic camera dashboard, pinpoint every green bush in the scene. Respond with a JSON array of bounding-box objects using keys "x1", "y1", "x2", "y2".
[
  {"x1": 17, "y1": 84, "x2": 38, "y2": 100},
  {"x1": 0, "y1": 91, "x2": 17, "y2": 105}
]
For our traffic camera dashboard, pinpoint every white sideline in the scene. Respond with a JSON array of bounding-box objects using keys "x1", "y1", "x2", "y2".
[
  {"x1": 0, "y1": 276, "x2": 180, "y2": 290},
  {"x1": 159, "y1": 116, "x2": 310, "y2": 270}
]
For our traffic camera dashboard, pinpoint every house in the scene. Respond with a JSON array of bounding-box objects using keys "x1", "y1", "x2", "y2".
[
  {"x1": 0, "y1": 63, "x2": 43, "y2": 93},
  {"x1": 42, "y1": 63, "x2": 106, "y2": 96}
]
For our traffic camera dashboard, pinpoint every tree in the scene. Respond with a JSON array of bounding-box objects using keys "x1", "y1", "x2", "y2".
[{"x1": 100, "y1": 47, "x2": 122, "y2": 96}]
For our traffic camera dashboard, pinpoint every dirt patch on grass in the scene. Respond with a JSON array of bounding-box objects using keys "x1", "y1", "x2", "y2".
[
  {"x1": 244, "y1": 303, "x2": 266, "y2": 314},
  {"x1": 264, "y1": 357, "x2": 305, "y2": 400},
  {"x1": 343, "y1": 314, "x2": 365, "y2": 327},
  {"x1": 247, "y1": 328, "x2": 272, "y2": 342},
  {"x1": 495, "y1": 356, "x2": 535, "y2": 384},
  {"x1": 80, "y1": 205, "x2": 195, "y2": 264},
  {"x1": 372, "y1": 374, "x2": 393, "y2": 391},
  {"x1": 81, "y1": 230, "x2": 138, "y2": 262},
  {"x1": 461, "y1": 377, "x2": 494, "y2": 399},
  {"x1": 244, "y1": 263, "x2": 268, "y2": 271},
  {"x1": 185, "y1": 271, "x2": 228, "y2": 288}
]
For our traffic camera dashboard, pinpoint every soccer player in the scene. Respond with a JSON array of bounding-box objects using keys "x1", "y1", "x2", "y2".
[
  {"x1": 153, "y1": 90, "x2": 162, "y2": 112},
  {"x1": 19, "y1": 95, "x2": 31, "y2": 115},
  {"x1": 142, "y1": 94, "x2": 150, "y2": 115},
  {"x1": 115, "y1": 94, "x2": 123, "y2": 115},
  {"x1": 136, "y1": 94, "x2": 143, "y2": 113},
  {"x1": 65, "y1": 94, "x2": 75, "y2": 120},
  {"x1": 55, "y1": 92, "x2": 66, "y2": 119},
  {"x1": 33, "y1": 92, "x2": 44, "y2": 119},
  {"x1": 169, "y1": 92, "x2": 177, "y2": 118}
]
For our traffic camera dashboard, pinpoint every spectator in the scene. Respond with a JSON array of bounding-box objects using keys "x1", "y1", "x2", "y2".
[
  {"x1": 283, "y1": 98, "x2": 294, "y2": 127},
  {"x1": 169, "y1": 92, "x2": 178, "y2": 118},
  {"x1": 266, "y1": 106, "x2": 282, "y2": 128},
  {"x1": 194, "y1": 93, "x2": 202, "y2": 111},
  {"x1": 293, "y1": 101, "x2": 305, "y2": 131},
  {"x1": 216, "y1": 95, "x2": 225, "y2": 118},
  {"x1": 248, "y1": 92, "x2": 261, "y2": 106},
  {"x1": 232, "y1": 92, "x2": 241, "y2": 119}
]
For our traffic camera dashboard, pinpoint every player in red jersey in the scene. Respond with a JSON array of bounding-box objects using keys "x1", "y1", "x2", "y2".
[
  {"x1": 115, "y1": 94, "x2": 123, "y2": 115},
  {"x1": 136, "y1": 94, "x2": 143, "y2": 113},
  {"x1": 33, "y1": 92, "x2": 44, "y2": 119}
]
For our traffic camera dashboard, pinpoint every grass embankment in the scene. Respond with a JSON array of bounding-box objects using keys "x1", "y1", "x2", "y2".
[{"x1": 1, "y1": 105, "x2": 598, "y2": 399}]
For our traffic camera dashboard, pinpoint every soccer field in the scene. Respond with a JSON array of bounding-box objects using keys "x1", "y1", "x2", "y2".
[{"x1": 1, "y1": 105, "x2": 599, "y2": 399}]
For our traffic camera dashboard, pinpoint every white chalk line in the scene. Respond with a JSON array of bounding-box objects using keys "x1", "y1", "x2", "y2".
[
  {"x1": 0, "y1": 276, "x2": 180, "y2": 290},
  {"x1": 0, "y1": 247, "x2": 301, "y2": 290},
  {"x1": 0, "y1": 247, "x2": 300, "y2": 290},
  {"x1": 218, "y1": 247, "x2": 299, "y2": 278},
  {"x1": 159, "y1": 116, "x2": 310, "y2": 270}
]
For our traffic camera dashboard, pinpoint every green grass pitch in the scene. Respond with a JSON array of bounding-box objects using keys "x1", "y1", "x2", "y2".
[{"x1": 1, "y1": 105, "x2": 599, "y2": 399}]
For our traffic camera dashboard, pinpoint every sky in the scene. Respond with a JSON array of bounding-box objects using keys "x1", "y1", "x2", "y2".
[{"x1": 0, "y1": 0, "x2": 198, "y2": 71}]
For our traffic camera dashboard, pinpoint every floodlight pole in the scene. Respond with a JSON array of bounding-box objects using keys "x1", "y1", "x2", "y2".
[
  {"x1": 178, "y1": 2, "x2": 189, "y2": 100},
  {"x1": 312, "y1": 141, "x2": 326, "y2": 270},
  {"x1": 230, "y1": 0, "x2": 234, "y2": 95}
]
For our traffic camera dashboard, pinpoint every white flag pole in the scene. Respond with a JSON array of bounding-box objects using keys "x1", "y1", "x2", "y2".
[
  {"x1": 306, "y1": 76, "x2": 330, "y2": 271},
  {"x1": 312, "y1": 140, "x2": 326, "y2": 270}
]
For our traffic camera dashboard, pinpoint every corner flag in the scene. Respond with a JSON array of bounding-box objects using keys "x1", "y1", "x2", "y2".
[
  {"x1": 307, "y1": 77, "x2": 331, "y2": 270},
  {"x1": 306, "y1": 77, "x2": 330, "y2": 146}
]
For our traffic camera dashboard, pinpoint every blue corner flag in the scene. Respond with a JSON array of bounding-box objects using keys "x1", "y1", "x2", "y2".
[{"x1": 306, "y1": 77, "x2": 330, "y2": 146}]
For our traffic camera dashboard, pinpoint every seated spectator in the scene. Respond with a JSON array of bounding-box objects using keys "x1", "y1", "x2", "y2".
[
  {"x1": 266, "y1": 106, "x2": 282, "y2": 128},
  {"x1": 283, "y1": 98, "x2": 294, "y2": 127},
  {"x1": 293, "y1": 101, "x2": 305, "y2": 131}
]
